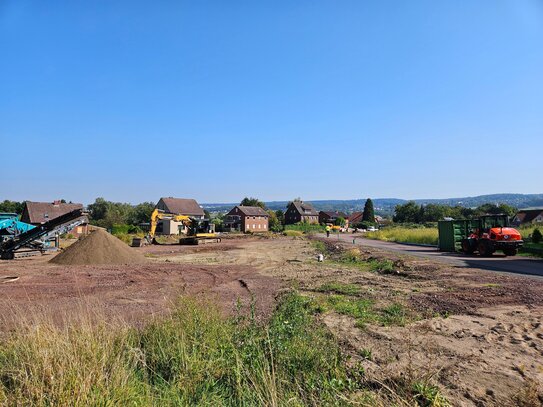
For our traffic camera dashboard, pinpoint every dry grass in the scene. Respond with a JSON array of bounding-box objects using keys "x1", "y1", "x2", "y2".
[{"x1": 366, "y1": 227, "x2": 439, "y2": 245}]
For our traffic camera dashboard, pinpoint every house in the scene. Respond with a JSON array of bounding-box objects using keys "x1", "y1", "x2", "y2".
[
  {"x1": 512, "y1": 209, "x2": 543, "y2": 226},
  {"x1": 155, "y1": 197, "x2": 205, "y2": 235},
  {"x1": 348, "y1": 212, "x2": 383, "y2": 226},
  {"x1": 20, "y1": 200, "x2": 88, "y2": 237},
  {"x1": 319, "y1": 211, "x2": 349, "y2": 227},
  {"x1": 224, "y1": 206, "x2": 269, "y2": 232},
  {"x1": 348, "y1": 211, "x2": 364, "y2": 225},
  {"x1": 284, "y1": 201, "x2": 319, "y2": 225}
]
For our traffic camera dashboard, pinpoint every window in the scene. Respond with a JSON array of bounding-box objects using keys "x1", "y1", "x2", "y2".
[
  {"x1": 258, "y1": 224, "x2": 261, "y2": 229},
  {"x1": 263, "y1": 224, "x2": 266, "y2": 229},
  {"x1": 253, "y1": 224, "x2": 256, "y2": 229}
]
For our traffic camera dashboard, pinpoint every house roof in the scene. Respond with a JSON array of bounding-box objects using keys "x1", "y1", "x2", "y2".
[
  {"x1": 348, "y1": 212, "x2": 364, "y2": 223},
  {"x1": 320, "y1": 211, "x2": 348, "y2": 219},
  {"x1": 515, "y1": 209, "x2": 543, "y2": 223},
  {"x1": 159, "y1": 198, "x2": 205, "y2": 216},
  {"x1": 290, "y1": 201, "x2": 318, "y2": 216},
  {"x1": 236, "y1": 206, "x2": 269, "y2": 217},
  {"x1": 21, "y1": 201, "x2": 84, "y2": 224}
]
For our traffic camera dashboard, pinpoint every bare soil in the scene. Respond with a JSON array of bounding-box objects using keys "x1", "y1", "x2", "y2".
[{"x1": 1, "y1": 235, "x2": 542, "y2": 405}]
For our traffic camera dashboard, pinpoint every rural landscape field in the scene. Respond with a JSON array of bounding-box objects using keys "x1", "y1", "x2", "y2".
[{"x1": 2, "y1": 1, "x2": 543, "y2": 406}]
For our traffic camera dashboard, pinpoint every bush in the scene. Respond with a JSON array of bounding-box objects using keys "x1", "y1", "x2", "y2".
[{"x1": 533, "y1": 228, "x2": 542, "y2": 244}]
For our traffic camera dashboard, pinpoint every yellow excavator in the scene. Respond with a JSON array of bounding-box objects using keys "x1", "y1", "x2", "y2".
[{"x1": 132, "y1": 209, "x2": 220, "y2": 247}]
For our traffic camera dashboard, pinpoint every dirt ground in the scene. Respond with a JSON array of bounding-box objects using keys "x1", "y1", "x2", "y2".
[{"x1": 1, "y1": 235, "x2": 542, "y2": 405}]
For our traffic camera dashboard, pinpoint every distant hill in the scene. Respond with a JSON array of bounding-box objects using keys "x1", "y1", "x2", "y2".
[{"x1": 203, "y1": 194, "x2": 543, "y2": 217}]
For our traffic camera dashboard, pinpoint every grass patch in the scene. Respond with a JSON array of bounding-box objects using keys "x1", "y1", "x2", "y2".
[
  {"x1": 366, "y1": 227, "x2": 438, "y2": 246},
  {"x1": 283, "y1": 230, "x2": 304, "y2": 237},
  {"x1": 311, "y1": 240, "x2": 327, "y2": 253},
  {"x1": 317, "y1": 282, "x2": 361, "y2": 296},
  {"x1": 369, "y1": 259, "x2": 395, "y2": 273},
  {"x1": 323, "y1": 294, "x2": 414, "y2": 328},
  {"x1": 284, "y1": 223, "x2": 326, "y2": 233},
  {"x1": 0, "y1": 293, "x2": 366, "y2": 406}
]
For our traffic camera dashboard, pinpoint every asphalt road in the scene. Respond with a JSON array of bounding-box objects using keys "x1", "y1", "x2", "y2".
[{"x1": 318, "y1": 233, "x2": 543, "y2": 278}]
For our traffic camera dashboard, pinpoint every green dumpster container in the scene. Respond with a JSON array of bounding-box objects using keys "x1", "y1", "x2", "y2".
[{"x1": 438, "y1": 219, "x2": 480, "y2": 252}]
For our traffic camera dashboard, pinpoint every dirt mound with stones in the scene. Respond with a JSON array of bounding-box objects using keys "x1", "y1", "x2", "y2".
[{"x1": 50, "y1": 229, "x2": 147, "y2": 265}]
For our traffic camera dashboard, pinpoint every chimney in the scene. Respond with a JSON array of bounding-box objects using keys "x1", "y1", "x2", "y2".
[{"x1": 53, "y1": 200, "x2": 61, "y2": 206}]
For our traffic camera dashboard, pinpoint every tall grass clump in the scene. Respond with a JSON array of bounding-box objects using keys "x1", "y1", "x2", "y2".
[
  {"x1": 366, "y1": 227, "x2": 438, "y2": 245},
  {"x1": 0, "y1": 294, "x2": 362, "y2": 406},
  {"x1": 0, "y1": 315, "x2": 149, "y2": 406}
]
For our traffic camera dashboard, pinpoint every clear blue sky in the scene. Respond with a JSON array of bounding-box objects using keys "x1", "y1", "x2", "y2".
[{"x1": 2, "y1": 1, "x2": 542, "y2": 204}]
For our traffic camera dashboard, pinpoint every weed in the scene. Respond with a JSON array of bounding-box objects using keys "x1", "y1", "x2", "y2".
[
  {"x1": 311, "y1": 240, "x2": 327, "y2": 254},
  {"x1": 369, "y1": 259, "x2": 395, "y2": 273},
  {"x1": 359, "y1": 348, "x2": 373, "y2": 360},
  {"x1": 412, "y1": 381, "x2": 450, "y2": 406}
]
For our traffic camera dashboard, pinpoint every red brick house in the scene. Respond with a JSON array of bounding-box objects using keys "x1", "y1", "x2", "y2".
[
  {"x1": 20, "y1": 201, "x2": 88, "y2": 237},
  {"x1": 224, "y1": 206, "x2": 269, "y2": 232},
  {"x1": 285, "y1": 201, "x2": 319, "y2": 225},
  {"x1": 319, "y1": 211, "x2": 349, "y2": 226}
]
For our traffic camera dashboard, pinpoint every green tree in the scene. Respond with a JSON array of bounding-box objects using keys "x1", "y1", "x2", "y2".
[
  {"x1": 421, "y1": 204, "x2": 451, "y2": 222},
  {"x1": 532, "y1": 228, "x2": 542, "y2": 244},
  {"x1": 240, "y1": 197, "x2": 266, "y2": 209},
  {"x1": 393, "y1": 201, "x2": 420, "y2": 223},
  {"x1": 0, "y1": 200, "x2": 24, "y2": 214},
  {"x1": 275, "y1": 209, "x2": 285, "y2": 225},
  {"x1": 87, "y1": 198, "x2": 135, "y2": 229},
  {"x1": 127, "y1": 202, "x2": 155, "y2": 225},
  {"x1": 334, "y1": 217, "x2": 346, "y2": 226},
  {"x1": 362, "y1": 198, "x2": 375, "y2": 224},
  {"x1": 475, "y1": 203, "x2": 517, "y2": 217},
  {"x1": 267, "y1": 210, "x2": 283, "y2": 232}
]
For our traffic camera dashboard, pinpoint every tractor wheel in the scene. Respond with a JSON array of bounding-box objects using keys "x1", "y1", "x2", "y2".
[
  {"x1": 461, "y1": 239, "x2": 475, "y2": 254},
  {"x1": 503, "y1": 248, "x2": 517, "y2": 256},
  {"x1": 477, "y1": 240, "x2": 494, "y2": 257}
]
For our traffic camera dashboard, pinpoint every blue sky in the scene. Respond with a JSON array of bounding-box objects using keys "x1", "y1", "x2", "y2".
[{"x1": 1, "y1": 1, "x2": 542, "y2": 204}]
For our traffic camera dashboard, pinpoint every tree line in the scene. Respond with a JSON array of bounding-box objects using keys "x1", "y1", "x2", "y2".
[
  {"x1": 1, "y1": 197, "x2": 520, "y2": 230},
  {"x1": 392, "y1": 201, "x2": 517, "y2": 223}
]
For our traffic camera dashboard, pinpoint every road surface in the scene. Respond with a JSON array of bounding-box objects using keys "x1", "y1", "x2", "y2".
[{"x1": 318, "y1": 233, "x2": 543, "y2": 277}]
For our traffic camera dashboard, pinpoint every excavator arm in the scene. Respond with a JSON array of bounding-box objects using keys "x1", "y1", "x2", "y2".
[{"x1": 148, "y1": 209, "x2": 191, "y2": 238}]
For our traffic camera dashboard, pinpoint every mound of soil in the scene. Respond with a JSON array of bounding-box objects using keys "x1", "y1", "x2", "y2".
[{"x1": 50, "y1": 229, "x2": 147, "y2": 265}]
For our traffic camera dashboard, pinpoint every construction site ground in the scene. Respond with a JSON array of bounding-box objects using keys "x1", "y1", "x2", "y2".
[{"x1": 1, "y1": 235, "x2": 542, "y2": 405}]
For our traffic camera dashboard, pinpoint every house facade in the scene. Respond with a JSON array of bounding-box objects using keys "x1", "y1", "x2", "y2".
[
  {"x1": 284, "y1": 201, "x2": 319, "y2": 225},
  {"x1": 155, "y1": 197, "x2": 205, "y2": 235},
  {"x1": 319, "y1": 211, "x2": 349, "y2": 227},
  {"x1": 20, "y1": 201, "x2": 88, "y2": 237},
  {"x1": 512, "y1": 209, "x2": 543, "y2": 226},
  {"x1": 224, "y1": 206, "x2": 269, "y2": 232}
]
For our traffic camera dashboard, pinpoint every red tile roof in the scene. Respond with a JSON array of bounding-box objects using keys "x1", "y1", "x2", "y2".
[{"x1": 21, "y1": 201, "x2": 84, "y2": 224}]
